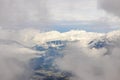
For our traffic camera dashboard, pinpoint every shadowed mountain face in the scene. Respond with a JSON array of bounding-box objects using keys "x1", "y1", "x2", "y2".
[{"x1": 30, "y1": 40, "x2": 72, "y2": 80}]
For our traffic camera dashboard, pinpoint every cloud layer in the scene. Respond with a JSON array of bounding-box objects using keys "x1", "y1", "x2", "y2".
[{"x1": 0, "y1": 0, "x2": 51, "y2": 27}]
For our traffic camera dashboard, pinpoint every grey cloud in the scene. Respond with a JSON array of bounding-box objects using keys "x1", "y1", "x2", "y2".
[
  {"x1": 99, "y1": 0, "x2": 120, "y2": 17},
  {"x1": 0, "y1": 0, "x2": 51, "y2": 28}
]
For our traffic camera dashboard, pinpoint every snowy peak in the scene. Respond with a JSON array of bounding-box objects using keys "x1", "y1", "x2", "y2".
[
  {"x1": 33, "y1": 40, "x2": 66, "y2": 51},
  {"x1": 31, "y1": 30, "x2": 104, "y2": 45},
  {"x1": 26, "y1": 30, "x2": 120, "y2": 51}
]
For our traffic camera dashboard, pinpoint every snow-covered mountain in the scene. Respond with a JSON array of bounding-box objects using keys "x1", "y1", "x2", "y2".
[
  {"x1": 0, "y1": 29, "x2": 120, "y2": 80},
  {"x1": 28, "y1": 30, "x2": 120, "y2": 80},
  {"x1": 28, "y1": 30, "x2": 120, "y2": 52}
]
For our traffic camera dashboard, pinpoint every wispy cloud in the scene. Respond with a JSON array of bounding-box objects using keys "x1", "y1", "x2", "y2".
[{"x1": 0, "y1": 28, "x2": 40, "y2": 80}]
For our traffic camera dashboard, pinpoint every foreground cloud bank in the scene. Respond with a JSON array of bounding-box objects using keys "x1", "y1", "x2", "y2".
[
  {"x1": 0, "y1": 28, "x2": 120, "y2": 80},
  {"x1": 55, "y1": 30, "x2": 120, "y2": 80},
  {"x1": 0, "y1": 28, "x2": 40, "y2": 80}
]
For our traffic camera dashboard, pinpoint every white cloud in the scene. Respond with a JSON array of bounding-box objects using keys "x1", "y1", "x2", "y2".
[
  {"x1": 55, "y1": 30, "x2": 120, "y2": 80},
  {"x1": 0, "y1": 28, "x2": 41, "y2": 80}
]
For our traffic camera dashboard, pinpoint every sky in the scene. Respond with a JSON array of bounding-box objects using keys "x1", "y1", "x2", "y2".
[
  {"x1": 0, "y1": 0, "x2": 120, "y2": 31},
  {"x1": 0, "y1": 0, "x2": 120, "y2": 80},
  {"x1": 48, "y1": 0, "x2": 120, "y2": 32}
]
